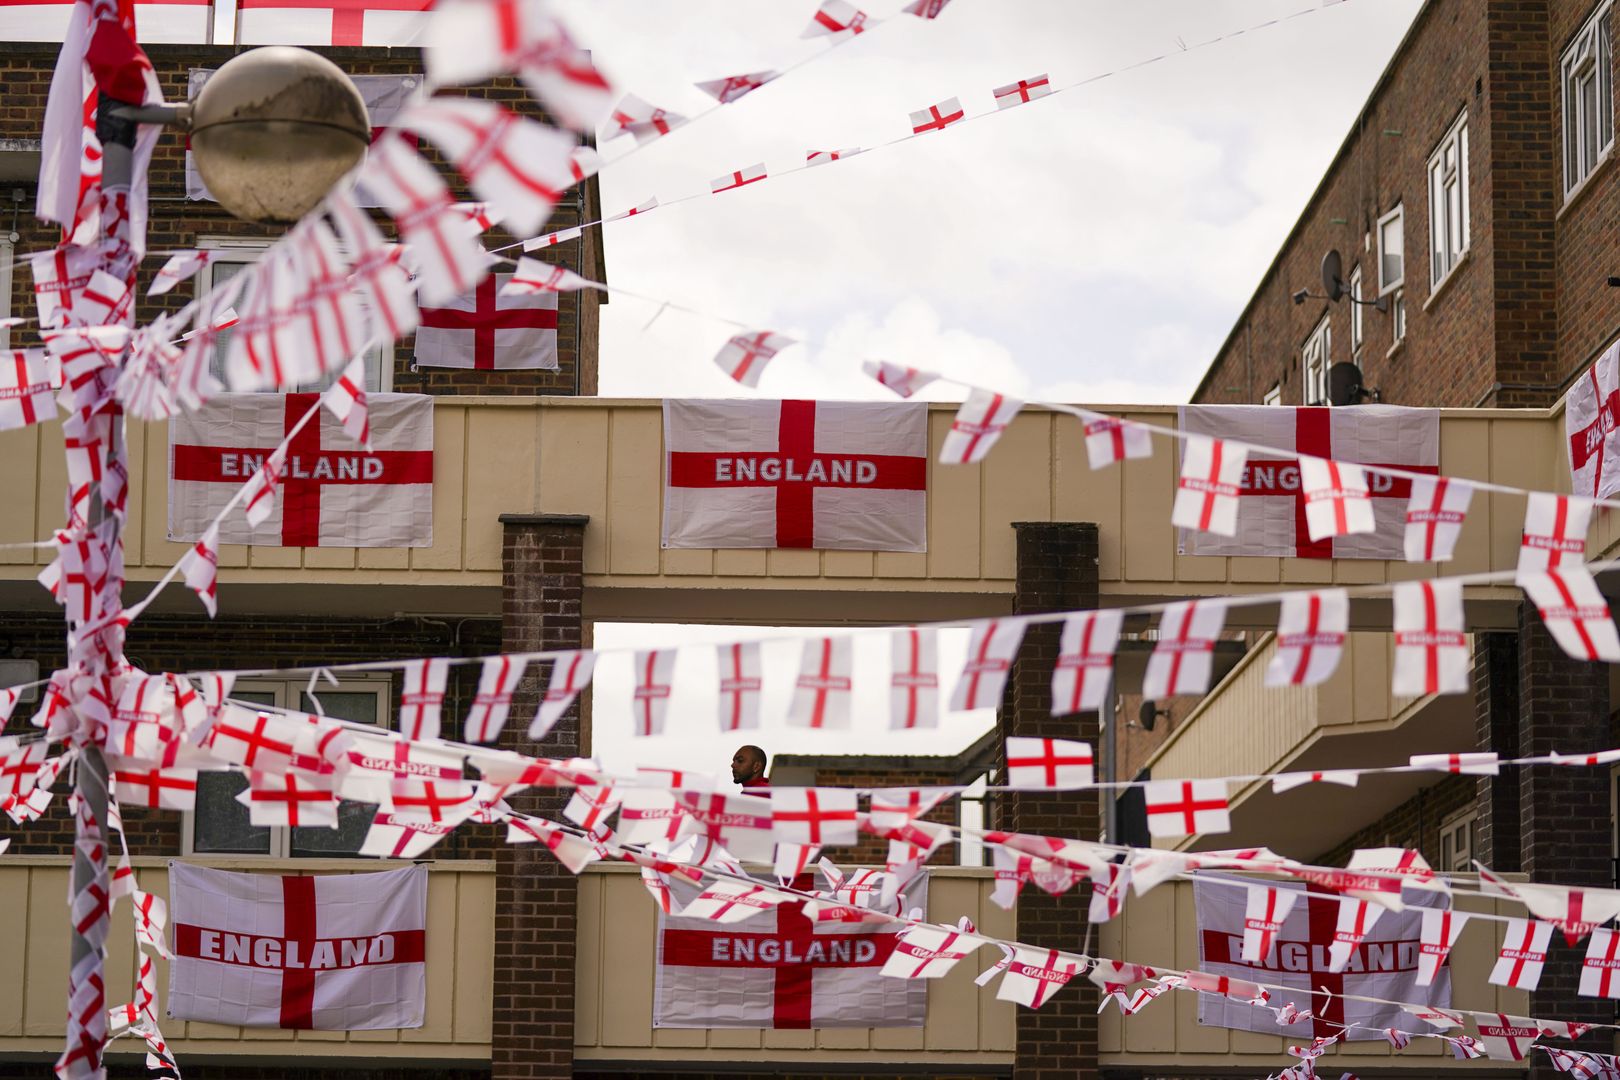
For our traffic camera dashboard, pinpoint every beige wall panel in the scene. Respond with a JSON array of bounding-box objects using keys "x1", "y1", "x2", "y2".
[
  {"x1": 539, "y1": 408, "x2": 610, "y2": 573},
  {"x1": 652, "y1": 1028, "x2": 707, "y2": 1048},
  {"x1": 822, "y1": 551, "x2": 875, "y2": 578},
  {"x1": 1120, "y1": 437, "x2": 1175, "y2": 583},
  {"x1": 607, "y1": 408, "x2": 662, "y2": 576},
  {"x1": 761, "y1": 1028, "x2": 816, "y2": 1050},
  {"x1": 24, "y1": 866, "x2": 69, "y2": 1036},
  {"x1": 121, "y1": 418, "x2": 147, "y2": 567},
  {"x1": 403, "y1": 871, "x2": 458, "y2": 1042},
  {"x1": 1173, "y1": 884, "x2": 1229, "y2": 1053},
  {"x1": 1440, "y1": 419, "x2": 1492, "y2": 575},
  {"x1": 1486, "y1": 420, "x2": 1550, "y2": 573},
  {"x1": 813, "y1": 1027, "x2": 867, "y2": 1049},
  {"x1": 465, "y1": 407, "x2": 538, "y2": 571},
  {"x1": 708, "y1": 1028, "x2": 763, "y2": 1049},
  {"x1": 714, "y1": 549, "x2": 768, "y2": 577},
  {"x1": 303, "y1": 545, "x2": 357, "y2": 570},
  {"x1": 574, "y1": 871, "x2": 602, "y2": 1047},
  {"x1": 1228, "y1": 556, "x2": 1281, "y2": 584},
  {"x1": 0, "y1": 869, "x2": 29, "y2": 1033},
  {"x1": 248, "y1": 542, "x2": 303, "y2": 569},
  {"x1": 35, "y1": 422, "x2": 67, "y2": 565},
  {"x1": 1333, "y1": 559, "x2": 1383, "y2": 585},
  {"x1": 217, "y1": 541, "x2": 251, "y2": 570},
  {"x1": 926, "y1": 413, "x2": 983, "y2": 580},
  {"x1": 0, "y1": 425, "x2": 40, "y2": 564},
  {"x1": 1175, "y1": 551, "x2": 1230, "y2": 583},
  {"x1": 357, "y1": 545, "x2": 410, "y2": 569},
  {"x1": 598, "y1": 872, "x2": 657, "y2": 1048},
  {"x1": 1053, "y1": 412, "x2": 1121, "y2": 583},
  {"x1": 922, "y1": 876, "x2": 982, "y2": 1052},
  {"x1": 660, "y1": 548, "x2": 715, "y2": 576},
  {"x1": 980, "y1": 414, "x2": 1052, "y2": 581},
  {"x1": 1119, "y1": 883, "x2": 1175, "y2": 1054},
  {"x1": 412, "y1": 406, "x2": 467, "y2": 572},
  {"x1": 1279, "y1": 557, "x2": 1334, "y2": 585},
  {"x1": 975, "y1": 875, "x2": 1016, "y2": 1053},
  {"x1": 767, "y1": 549, "x2": 822, "y2": 577},
  {"x1": 874, "y1": 550, "x2": 928, "y2": 578}
]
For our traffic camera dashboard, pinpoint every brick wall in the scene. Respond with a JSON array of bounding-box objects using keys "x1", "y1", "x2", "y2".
[
  {"x1": 1311, "y1": 774, "x2": 1477, "y2": 869},
  {"x1": 769, "y1": 754, "x2": 978, "y2": 866},
  {"x1": 0, "y1": 43, "x2": 601, "y2": 395},
  {"x1": 1000, "y1": 522, "x2": 1100, "y2": 1080}
]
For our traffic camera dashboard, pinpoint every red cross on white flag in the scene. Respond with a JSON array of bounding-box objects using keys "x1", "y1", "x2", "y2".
[
  {"x1": 993, "y1": 74, "x2": 1051, "y2": 109},
  {"x1": 1083, "y1": 414, "x2": 1153, "y2": 470},
  {"x1": 1299, "y1": 455, "x2": 1375, "y2": 541},
  {"x1": 112, "y1": 762, "x2": 197, "y2": 810},
  {"x1": 888, "y1": 627, "x2": 940, "y2": 730},
  {"x1": 1266, "y1": 589, "x2": 1348, "y2": 687},
  {"x1": 0, "y1": 350, "x2": 60, "y2": 431},
  {"x1": 1404, "y1": 475, "x2": 1472, "y2": 562},
  {"x1": 903, "y1": 0, "x2": 952, "y2": 14},
  {"x1": 618, "y1": 789, "x2": 691, "y2": 845},
  {"x1": 1174, "y1": 435, "x2": 1248, "y2": 537},
  {"x1": 1241, "y1": 886, "x2": 1299, "y2": 963},
  {"x1": 1051, "y1": 609, "x2": 1123, "y2": 715},
  {"x1": 787, "y1": 636, "x2": 854, "y2": 729},
  {"x1": 630, "y1": 648, "x2": 677, "y2": 737},
  {"x1": 149, "y1": 250, "x2": 214, "y2": 296},
  {"x1": 1418, "y1": 907, "x2": 1469, "y2": 987},
  {"x1": 605, "y1": 93, "x2": 686, "y2": 143},
  {"x1": 607, "y1": 197, "x2": 659, "y2": 221},
  {"x1": 389, "y1": 775, "x2": 479, "y2": 823},
  {"x1": 1088, "y1": 861, "x2": 1133, "y2": 923},
  {"x1": 861, "y1": 358, "x2": 937, "y2": 399},
  {"x1": 910, "y1": 97, "x2": 965, "y2": 134},
  {"x1": 1522, "y1": 568, "x2": 1620, "y2": 661},
  {"x1": 941, "y1": 388, "x2": 1022, "y2": 464},
  {"x1": 416, "y1": 273, "x2": 560, "y2": 371},
  {"x1": 695, "y1": 70, "x2": 779, "y2": 104},
  {"x1": 505, "y1": 813, "x2": 604, "y2": 873},
  {"x1": 1, "y1": 741, "x2": 47, "y2": 799},
  {"x1": 1143, "y1": 778, "x2": 1229, "y2": 838},
  {"x1": 1143, "y1": 599, "x2": 1227, "y2": 698},
  {"x1": 996, "y1": 946, "x2": 1082, "y2": 1009},
  {"x1": 464, "y1": 655, "x2": 528, "y2": 743},
  {"x1": 1474, "y1": 1012, "x2": 1544, "y2": 1061},
  {"x1": 1326, "y1": 899, "x2": 1384, "y2": 972},
  {"x1": 398, "y1": 658, "x2": 450, "y2": 742},
  {"x1": 1581, "y1": 928, "x2": 1620, "y2": 998},
  {"x1": 29, "y1": 245, "x2": 100, "y2": 330},
  {"x1": 807, "y1": 147, "x2": 862, "y2": 166},
  {"x1": 1392, "y1": 579, "x2": 1469, "y2": 695},
  {"x1": 1566, "y1": 343, "x2": 1620, "y2": 499},
  {"x1": 1409, "y1": 751, "x2": 1500, "y2": 775},
  {"x1": 362, "y1": 134, "x2": 488, "y2": 305},
  {"x1": 714, "y1": 640, "x2": 764, "y2": 731},
  {"x1": 882, "y1": 922, "x2": 985, "y2": 979},
  {"x1": 239, "y1": 769, "x2": 338, "y2": 828},
  {"x1": 951, "y1": 618, "x2": 1025, "y2": 711},
  {"x1": 802, "y1": 0, "x2": 871, "y2": 38},
  {"x1": 326, "y1": 186, "x2": 418, "y2": 343},
  {"x1": 711, "y1": 162, "x2": 768, "y2": 195},
  {"x1": 713, "y1": 331, "x2": 795, "y2": 387},
  {"x1": 664, "y1": 398, "x2": 928, "y2": 551},
  {"x1": 562, "y1": 784, "x2": 620, "y2": 835},
  {"x1": 529, "y1": 651, "x2": 596, "y2": 740},
  {"x1": 678, "y1": 790, "x2": 776, "y2": 862},
  {"x1": 1518, "y1": 492, "x2": 1593, "y2": 576},
  {"x1": 503, "y1": 257, "x2": 593, "y2": 296},
  {"x1": 680, "y1": 881, "x2": 792, "y2": 926},
  {"x1": 235, "y1": 0, "x2": 432, "y2": 46},
  {"x1": 1490, "y1": 919, "x2": 1553, "y2": 991},
  {"x1": 205, "y1": 705, "x2": 300, "y2": 775},
  {"x1": 321, "y1": 357, "x2": 371, "y2": 450},
  {"x1": 772, "y1": 787, "x2": 859, "y2": 847},
  {"x1": 868, "y1": 787, "x2": 951, "y2": 831},
  {"x1": 1004, "y1": 737, "x2": 1094, "y2": 790},
  {"x1": 400, "y1": 98, "x2": 577, "y2": 237},
  {"x1": 526, "y1": 226, "x2": 585, "y2": 252}
]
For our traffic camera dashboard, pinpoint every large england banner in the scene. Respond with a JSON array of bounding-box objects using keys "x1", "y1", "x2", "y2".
[
  {"x1": 169, "y1": 863, "x2": 428, "y2": 1030},
  {"x1": 655, "y1": 873, "x2": 927, "y2": 1028},
  {"x1": 1178, "y1": 405, "x2": 1438, "y2": 559},
  {"x1": 168, "y1": 392, "x2": 433, "y2": 548},
  {"x1": 1566, "y1": 341, "x2": 1620, "y2": 500},
  {"x1": 662, "y1": 399, "x2": 927, "y2": 551},
  {"x1": 1194, "y1": 878, "x2": 1450, "y2": 1040}
]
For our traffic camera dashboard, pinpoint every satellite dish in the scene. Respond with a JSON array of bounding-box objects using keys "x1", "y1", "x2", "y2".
[
  {"x1": 1321, "y1": 249, "x2": 1345, "y2": 302},
  {"x1": 1137, "y1": 700, "x2": 1163, "y2": 732},
  {"x1": 1328, "y1": 362, "x2": 1365, "y2": 407}
]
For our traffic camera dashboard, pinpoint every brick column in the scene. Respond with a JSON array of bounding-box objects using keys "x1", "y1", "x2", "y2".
[
  {"x1": 1002, "y1": 522, "x2": 1100, "y2": 1080},
  {"x1": 1472, "y1": 631, "x2": 1520, "y2": 872},
  {"x1": 493, "y1": 513, "x2": 588, "y2": 1080},
  {"x1": 1517, "y1": 601, "x2": 1611, "y2": 1077}
]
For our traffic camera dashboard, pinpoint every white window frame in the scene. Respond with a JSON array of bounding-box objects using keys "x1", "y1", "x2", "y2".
[
  {"x1": 0, "y1": 237, "x2": 12, "y2": 351},
  {"x1": 182, "y1": 674, "x2": 391, "y2": 858},
  {"x1": 1428, "y1": 111, "x2": 1471, "y2": 290},
  {"x1": 1349, "y1": 264, "x2": 1364, "y2": 353},
  {"x1": 198, "y1": 238, "x2": 392, "y2": 393},
  {"x1": 1563, "y1": 1, "x2": 1614, "y2": 199},
  {"x1": 1302, "y1": 315, "x2": 1330, "y2": 406},
  {"x1": 1376, "y1": 204, "x2": 1405, "y2": 294},
  {"x1": 1439, "y1": 810, "x2": 1475, "y2": 873},
  {"x1": 1390, "y1": 288, "x2": 1407, "y2": 347},
  {"x1": 1263, "y1": 382, "x2": 1282, "y2": 406}
]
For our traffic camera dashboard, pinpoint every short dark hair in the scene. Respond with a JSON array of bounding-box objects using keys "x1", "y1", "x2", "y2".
[{"x1": 740, "y1": 744, "x2": 767, "y2": 769}]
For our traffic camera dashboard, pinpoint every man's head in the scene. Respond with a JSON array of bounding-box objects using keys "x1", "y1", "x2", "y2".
[{"x1": 731, "y1": 745, "x2": 767, "y2": 786}]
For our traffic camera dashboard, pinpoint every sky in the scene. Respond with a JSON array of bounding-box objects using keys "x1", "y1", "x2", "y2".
[{"x1": 559, "y1": 1, "x2": 1423, "y2": 777}]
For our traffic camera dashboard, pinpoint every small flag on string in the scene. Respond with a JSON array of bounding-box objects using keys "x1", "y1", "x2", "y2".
[
  {"x1": 996, "y1": 947, "x2": 1082, "y2": 1009},
  {"x1": 1004, "y1": 737, "x2": 1094, "y2": 790},
  {"x1": 362, "y1": 134, "x2": 489, "y2": 305},
  {"x1": 1299, "y1": 456, "x2": 1375, "y2": 541},
  {"x1": 0, "y1": 350, "x2": 59, "y2": 431},
  {"x1": 148, "y1": 250, "x2": 216, "y2": 296},
  {"x1": 910, "y1": 96, "x2": 965, "y2": 134},
  {"x1": 1142, "y1": 599, "x2": 1227, "y2": 698},
  {"x1": 868, "y1": 787, "x2": 952, "y2": 830},
  {"x1": 321, "y1": 356, "x2": 371, "y2": 449},
  {"x1": 1326, "y1": 898, "x2": 1383, "y2": 972},
  {"x1": 786, "y1": 636, "x2": 854, "y2": 729},
  {"x1": 464, "y1": 655, "x2": 528, "y2": 743},
  {"x1": 711, "y1": 162, "x2": 768, "y2": 194},
  {"x1": 993, "y1": 74, "x2": 1051, "y2": 108},
  {"x1": 1404, "y1": 475, "x2": 1472, "y2": 562},
  {"x1": 1580, "y1": 928, "x2": 1620, "y2": 998},
  {"x1": 862, "y1": 359, "x2": 937, "y2": 398},
  {"x1": 239, "y1": 769, "x2": 338, "y2": 828},
  {"x1": 1241, "y1": 886, "x2": 1299, "y2": 963},
  {"x1": 1518, "y1": 492, "x2": 1593, "y2": 577},
  {"x1": 1520, "y1": 568, "x2": 1620, "y2": 662},
  {"x1": 771, "y1": 787, "x2": 858, "y2": 846},
  {"x1": 241, "y1": 446, "x2": 286, "y2": 527},
  {"x1": 1473, "y1": 1012, "x2": 1543, "y2": 1062},
  {"x1": 903, "y1": 0, "x2": 952, "y2": 15},
  {"x1": 1143, "y1": 778, "x2": 1230, "y2": 838},
  {"x1": 1392, "y1": 579, "x2": 1469, "y2": 695},
  {"x1": 530, "y1": 651, "x2": 596, "y2": 740},
  {"x1": 606, "y1": 197, "x2": 659, "y2": 221},
  {"x1": 883, "y1": 921, "x2": 984, "y2": 979},
  {"x1": 695, "y1": 71, "x2": 778, "y2": 104},
  {"x1": 888, "y1": 627, "x2": 940, "y2": 730},
  {"x1": 808, "y1": 147, "x2": 862, "y2": 166},
  {"x1": 1051, "y1": 609, "x2": 1123, "y2": 715},
  {"x1": 951, "y1": 618, "x2": 1025, "y2": 711},
  {"x1": 1173, "y1": 435, "x2": 1248, "y2": 536},
  {"x1": 683, "y1": 880, "x2": 788, "y2": 924},
  {"x1": 1083, "y1": 414, "x2": 1152, "y2": 469},
  {"x1": 605, "y1": 93, "x2": 685, "y2": 143},
  {"x1": 715, "y1": 640, "x2": 763, "y2": 731},
  {"x1": 178, "y1": 524, "x2": 219, "y2": 618},
  {"x1": 525, "y1": 226, "x2": 584, "y2": 251},
  {"x1": 1271, "y1": 769, "x2": 1359, "y2": 793},
  {"x1": 501, "y1": 257, "x2": 593, "y2": 295},
  {"x1": 1410, "y1": 751, "x2": 1499, "y2": 775},
  {"x1": 802, "y1": 0, "x2": 871, "y2": 39},
  {"x1": 1266, "y1": 589, "x2": 1347, "y2": 687},
  {"x1": 940, "y1": 388, "x2": 1022, "y2": 464},
  {"x1": 629, "y1": 648, "x2": 676, "y2": 737},
  {"x1": 399, "y1": 658, "x2": 451, "y2": 742},
  {"x1": 1489, "y1": 918, "x2": 1553, "y2": 991},
  {"x1": 713, "y1": 330, "x2": 795, "y2": 388}
]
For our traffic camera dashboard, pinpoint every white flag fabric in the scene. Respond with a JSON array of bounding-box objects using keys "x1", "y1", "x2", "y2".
[
  {"x1": 807, "y1": 148, "x2": 862, "y2": 166},
  {"x1": 909, "y1": 96, "x2": 965, "y2": 133},
  {"x1": 950, "y1": 617, "x2": 1024, "y2": 711},
  {"x1": 1404, "y1": 475, "x2": 1472, "y2": 562},
  {"x1": 1241, "y1": 886, "x2": 1299, "y2": 963},
  {"x1": 888, "y1": 627, "x2": 940, "y2": 730},
  {"x1": 1474, "y1": 1013, "x2": 1544, "y2": 1062},
  {"x1": 1409, "y1": 751, "x2": 1500, "y2": 776},
  {"x1": 464, "y1": 655, "x2": 525, "y2": 743},
  {"x1": 1178, "y1": 405, "x2": 1439, "y2": 558},
  {"x1": 1392, "y1": 579, "x2": 1469, "y2": 696},
  {"x1": 1298, "y1": 456, "x2": 1375, "y2": 541},
  {"x1": 363, "y1": 135, "x2": 489, "y2": 306},
  {"x1": 1083, "y1": 414, "x2": 1153, "y2": 470},
  {"x1": 1490, "y1": 918, "x2": 1553, "y2": 990},
  {"x1": 1581, "y1": 928, "x2": 1620, "y2": 998},
  {"x1": 1326, "y1": 898, "x2": 1384, "y2": 972},
  {"x1": 1418, "y1": 908, "x2": 1470, "y2": 987},
  {"x1": 771, "y1": 787, "x2": 858, "y2": 847},
  {"x1": 715, "y1": 640, "x2": 763, "y2": 731},
  {"x1": 1520, "y1": 569, "x2": 1620, "y2": 662},
  {"x1": 861, "y1": 359, "x2": 937, "y2": 399},
  {"x1": 801, "y1": 0, "x2": 872, "y2": 39},
  {"x1": 398, "y1": 658, "x2": 450, "y2": 742},
  {"x1": 9, "y1": 0, "x2": 209, "y2": 41},
  {"x1": 415, "y1": 273, "x2": 559, "y2": 371},
  {"x1": 655, "y1": 871, "x2": 925, "y2": 1029},
  {"x1": 1518, "y1": 492, "x2": 1593, "y2": 576},
  {"x1": 236, "y1": 0, "x2": 430, "y2": 45},
  {"x1": 786, "y1": 636, "x2": 854, "y2": 729},
  {"x1": 605, "y1": 93, "x2": 686, "y2": 143},
  {"x1": 695, "y1": 71, "x2": 778, "y2": 104},
  {"x1": 1142, "y1": 599, "x2": 1227, "y2": 699},
  {"x1": 503, "y1": 257, "x2": 592, "y2": 296},
  {"x1": 529, "y1": 651, "x2": 595, "y2": 740},
  {"x1": 995, "y1": 946, "x2": 1084, "y2": 1009},
  {"x1": 168, "y1": 393, "x2": 433, "y2": 547},
  {"x1": 1173, "y1": 435, "x2": 1247, "y2": 537},
  {"x1": 1195, "y1": 878, "x2": 1451, "y2": 1040},
  {"x1": 1266, "y1": 589, "x2": 1348, "y2": 687},
  {"x1": 992, "y1": 74, "x2": 1051, "y2": 108},
  {"x1": 711, "y1": 163, "x2": 768, "y2": 195},
  {"x1": 1051, "y1": 609, "x2": 1123, "y2": 714},
  {"x1": 1004, "y1": 737, "x2": 1093, "y2": 790},
  {"x1": 713, "y1": 330, "x2": 794, "y2": 387},
  {"x1": 630, "y1": 648, "x2": 677, "y2": 737},
  {"x1": 168, "y1": 863, "x2": 427, "y2": 1029},
  {"x1": 1566, "y1": 342, "x2": 1620, "y2": 500},
  {"x1": 663, "y1": 399, "x2": 927, "y2": 551},
  {"x1": 0, "y1": 350, "x2": 61, "y2": 430},
  {"x1": 1143, "y1": 778, "x2": 1229, "y2": 838},
  {"x1": 675, "y1": 791, "x2": 775, "y2": 862},
  {"x1": 939, "y1": 388, "x2": 1021, "y2": 464},
  {"x1": 882, "y1": 922, "x2": 986, "y2": 979}
]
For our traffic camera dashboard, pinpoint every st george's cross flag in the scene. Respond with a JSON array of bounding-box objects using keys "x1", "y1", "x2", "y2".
[
  {"x1": 662, "y1": 399, "x2": 927, "y2": 551},
  {"x1": 415, "y1": 273, "x2": 559, "y2": 371},
  {"x1": 7, "y1": 0, "x2": 210, "y2": 42},
  {"x1": 168, "y1": 863, "x2": 427, "y2": 1029},
  {"x1": 655, "y1": 871, "x2": 927, "y2": 1029},
  {"x1": 168, "y1": 392, "x2": 433, "y2": 547},
  {"x1": 1178, "y1": 405, "x2": 1438, "y2": 559},
  {"x1": 1566, "y1": 341, "x2": 1620, "y2": 499},
  {"x1": 235, "y1": 0, "x2": 431, "y2": 46}
]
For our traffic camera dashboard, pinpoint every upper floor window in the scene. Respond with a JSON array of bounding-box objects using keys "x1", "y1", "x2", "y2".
[
  {"x1": 1349, "y1": 264, "x2": 1364, "y2": 353},
  {"x1": 1564, "y1": 2, "x2": 1614, "y2": 197},
  {"x1": 1439, "y1": 810, "x2": 1475, "y2": 873},
  {"x1": 1428, "y1": 112, "x2": 1470, "y2": 289},
  {"x1": 1376, "y1": 205, "x2": 1404, "y2": 294},
  {"x1": 1263, "y1": 382, "x2": 1282, "y2": 406},
  {"x1": 1302, "y1": 315, "x2": 1330, "y2": 406},
  {"x1": 1391, "y1": 289, "x2": 1407, "y2": 345}
]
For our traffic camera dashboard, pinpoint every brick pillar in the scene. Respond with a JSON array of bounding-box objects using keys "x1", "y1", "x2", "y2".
[
  {"x1": 1517, "y1": 601, "x2": 1611, "y2": 1076},
  {"x1": 1473, "y1": 632, "x2": 1520, "y2": 872},
  {"x1": 493, "y1": 513, "x2": 587, "y2": 1080},
  {"x1": 1002, "y1": 522, "x2": 1100, "y2": 1080}
]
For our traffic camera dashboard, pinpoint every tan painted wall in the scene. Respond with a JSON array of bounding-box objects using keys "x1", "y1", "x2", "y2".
[
  {"x1": 1098, "y1": 878, "x2": 1535, "y2": 1072},
  {"x1": 572, "y1": 864, "x2": 1014, "y2": 1067},
  {"x1": 0, "y1": 857, "x2": 494, "y2": 1064}
]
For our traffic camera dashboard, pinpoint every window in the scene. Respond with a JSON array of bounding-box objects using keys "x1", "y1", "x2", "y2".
[
  {"x1": 1439, "y1": 811, "x2": 1475, "y2": 873},
  {"x1": 1301, "y1": 316, "x2": 1330, "y2": 406},
  {"x1": 1428, "y1": 112, "x2": 1470, "y2": 288},
  {"x1": 1564, "y1": 2, "x2": 1614, "y2": 197},
  {"x1": 1376, "y1": 205, "x2": 1404, "y2": 294},
  {"x1": 199, "y1": 240, "x2": 390, "y2": 393},
  {"x1": 186, "y1": 676, "x2": 390, "y2": 857},
  {"x1": 1263, "y1": 382, "x2": 1282, "y2": 406},
  {"x1": 0, "y1": 237, "x2": 11, "y2": 351},
  {"x1": 1391, "y1": 289, "x2": 1407, "y2": 344},
  {"x1": 957, "y1": 772, "x2": 989, "y2": 867},
  {"x1": 1349, "y1": 265, "x2": 1364, "y2": 353}
]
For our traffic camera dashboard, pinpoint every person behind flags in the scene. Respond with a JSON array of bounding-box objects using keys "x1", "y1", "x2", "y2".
[{"x1": 730, "y1": 744, "x2": 769, "y2": 789}]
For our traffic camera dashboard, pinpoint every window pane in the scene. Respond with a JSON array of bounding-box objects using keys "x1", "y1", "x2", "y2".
[
  {"x1": 1569, "y1": 73, "x2": 1584, "y2": 180},
  {"x1": 1430, "y1": 161, "x2": 1446, "y2": 280},
  {"x1": 1584, "y1": 73, "x2": 1600, "y2": 173},
  {"x1": 291, "y1": 691, "x2": 381, "y2": 856},
  {"x1": 192, "y1": 689, "x2": 278, "y2": 855},
  {"x1": 1447, "y1": 178, "x2": 1462, "y2": 263},
  {"x1": 206, "y1": 260, "x2": 253, "y2": 386}
]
